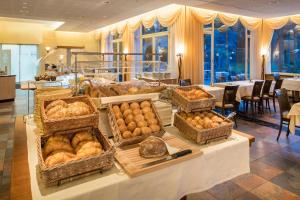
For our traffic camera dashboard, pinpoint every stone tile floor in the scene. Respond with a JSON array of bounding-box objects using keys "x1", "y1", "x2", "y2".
[{"x1": 0, "y1": 89, "x2": 299, "y2": 200}]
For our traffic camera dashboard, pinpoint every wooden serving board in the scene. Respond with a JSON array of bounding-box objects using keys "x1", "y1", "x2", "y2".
[{"x1": 114, "y1": 134, "x2": 202, "y2": 177}]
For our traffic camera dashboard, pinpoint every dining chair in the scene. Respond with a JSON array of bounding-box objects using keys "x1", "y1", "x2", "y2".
[
  {"x1": 179, "y1": 79, "x2": 191, "y2": 86},
  {"x1": 215, "y1": 85, "x2": 239, "y2": 127},
  {"x1": 275, "y1": 88, "x2": 291, "y2": 141},
  {"x1": 269, "y1": 79, "x2": 283, "y2": 112},
  {"x1": 261, "y1": 80, "x2": 273, "y2": 112},
  {"x1": 241, "y1": 81, "x2": 264, "y2": 116}
]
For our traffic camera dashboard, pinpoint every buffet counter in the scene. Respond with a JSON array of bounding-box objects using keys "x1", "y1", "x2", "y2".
[
  {"x1": 25, "y1": 119, "x2": 249, "y2": 200},
  {"x1": 0, "y1": 75, "x2": 15, "y2": 101}
]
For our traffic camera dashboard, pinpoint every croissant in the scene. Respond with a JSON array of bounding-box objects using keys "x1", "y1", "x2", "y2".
[
  {"x1": 45, "y1": 151, "x2": 76, "y2": 167},
  {"x1": 46, "y1": 105, "x2": 65, "y2": 117},
  {"x1": 77, "y1": 146, "x2": 102, "y2": 159},
  {"x1": 45, "y1": 100, "x2": 68, "y2": 113},
  {"x1": 47, "y1": 107, "x2": 68, "y2": 119},
  {"x1": 43, "y1": 140, "x2": 73, "y2": 157},
  {"x1": 67, "y1": 106, "x2": 90, "y2": 117},
  {"x1": 46, "y1": 135, "x2": 70, "y2": 145},
  {"x1": 71, "y1": 131, "x2": 93, "y2": 148},
  {"x1": 75, "y1": 139, "x2": 102, "y2": 153}
]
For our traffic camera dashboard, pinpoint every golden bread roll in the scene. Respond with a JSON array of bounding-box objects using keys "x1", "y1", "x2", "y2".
[
  {"x1": 45, "y1": 100, "x2": 67, "y2": 113},
  {"x1": 130, "y1": 102, "x2": 140, "y2": 110},
  {"x1": 142, "y1": 107, "x2": 152, "y2": 114},
  {"x1": 116, "y1": 118, "x2": 125, "y2": 126},
  {"x1": 122, "y1": 131, "x2": 132, "y2": 139},
  {"x1": 128, "y1": 87, "x2": 139, "y2": 94},
  {"x1": 140, "y1": 101, "x2": 151, "y2": 108},
  {"x1": 120, "y1": 103, "x2": 130, "y2": 112},
  {"x1": 68, "y1": 101, "x2": 90, "y2": 110},
  {"x1": 132, "y1": 109, "x2": 142, "y2": 116},
  {"x1": 127, "y1": 121, "x2": 137, "y2": 132},
  {"x1": 77, "y1": 147, "x2": 102, "y2": 159},
  {"x1": 137, "y1": 121, "x2": 148, "y2": 128},
  {"x1": 112, "y1": 105, "x2": 120, "y2": 113},
  {"x1": 141, "y1": 127, "x2": 152, "y2": 135},
  {"x1": 123, "y1": 109, "x2": 132, "y2": 118},
  {"x1": 125, "y1": 114, "x2": 134, "y2": 124},
  {"x1": 118, "y1": 124, "x2": 128, "y2": 133},
  {"x1": 132, "y1": 128, "x2": 141, "y2": 137},
  {"x1": 144, "y1": 112, "x2": 155, "y2": 120},
  {"x1": 134, "y1": 114, "x2": 144, "y2": 122},
  {"x1": 147, "y1": 118, "x2": 158, "y2": 125},
  {"x1": 149, "y1": 124, "x2": 160, "y2": 132},
  {"x1": 45, "y1": 151, "x2": 76, "y2": 167},
  {"x1": 114, "y1": 111, "x2": 123, "y2": 120},
  {"x1": 43, "y1": 141, "x2": 73, "y2": 157},
  {"x1": 71, "y1": 131, "x2": 93, "y2": 148}
]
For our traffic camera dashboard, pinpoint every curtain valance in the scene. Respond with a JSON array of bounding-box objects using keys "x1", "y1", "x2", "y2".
[
  {"x1": 98, "y1": 4, "x2": 182, "y2": 39},
  {"x1": 190, "y1": 7, "x2": 262, "y2": 30}
]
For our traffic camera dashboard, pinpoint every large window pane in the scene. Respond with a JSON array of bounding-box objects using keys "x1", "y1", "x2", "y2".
[
  {"x1": 214, "y1": 18, "x2": 246, "y2": 83},
  {"x1": 20, "y1": 45, "x2": 38, "y2": 82},
  {"x1": 204, "y1": 34, "x2": 211, "y2": 85},
  {"x1": 155, "y1": 35, "x2": 168, "y2": 72},
  {"x1": 271, "y1": 22, "x2": 300, "y2": 73},
  {"x1": 2, "y1": 45, "x2": 20, "y2": 82},
  {"x1": 142, "y1": 37, "x2": 153, "y2": 72}
]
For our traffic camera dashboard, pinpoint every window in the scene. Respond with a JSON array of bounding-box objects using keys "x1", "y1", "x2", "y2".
[
  {"x1": 112, "y1": 32, "x2": 123, "y2": 81},
  {"x1": 0, "y1": 44, "x2": 38, "y2": 82},
  {"x1": 140, "y1": 20, "x2": 169, "y2": 73},
  {"x1": 271, "y1": 22, "x2": 300, "y2": 74},
  {"x1": 204, "y1": 18, "x2": 251, "y2": 84}
]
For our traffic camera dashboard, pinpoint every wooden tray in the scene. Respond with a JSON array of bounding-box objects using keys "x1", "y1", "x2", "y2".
[{"x1": 114, "y1": 134, "x2": 202, "y2": 177}]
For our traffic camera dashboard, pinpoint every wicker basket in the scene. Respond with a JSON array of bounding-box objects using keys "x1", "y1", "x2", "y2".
[
  {"x1": 172, "y1": 86, "x2": 216, "y2": 112},
  {"x1": 41, "y1": 96, "x2": 99, "y2": 135},
  {"x1": 37, "y1": 127, "x2": 114, "y2": 186},
  {"x1": 107, "y1": 99, "x2": 165, "y2": 147},
  {"x1": 174, "y1": 110, "x2": 233, "y2": 145},
  {"x1": 34, "y1": 88, "x2": 73, "y2": 129}
]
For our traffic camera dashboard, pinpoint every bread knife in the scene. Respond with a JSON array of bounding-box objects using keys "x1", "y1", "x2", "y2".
[{"x1": 141, "y1": 149, "x2": 192, "y2": 168}]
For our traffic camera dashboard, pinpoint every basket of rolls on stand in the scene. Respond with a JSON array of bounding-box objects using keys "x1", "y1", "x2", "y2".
[
  {"x1": 38, "y1": 96, "x2": 114, "y2": 186},
  {"x1": 173, "y1": 86, "x2": 233, "y2": 144},
  {"x1": 107, "y1": 99, "x2": 165, "y2": 147}
]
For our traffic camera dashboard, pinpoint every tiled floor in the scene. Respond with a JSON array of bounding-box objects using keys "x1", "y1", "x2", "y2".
[{"x1": 0, "y1": 89, "x2": 300, "y2": 200}]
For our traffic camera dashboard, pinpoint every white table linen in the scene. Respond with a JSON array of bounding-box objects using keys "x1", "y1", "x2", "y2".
[
  {"x1": 26, "y1": 119, "x2": 249, "y2": 200},
  {"x1": 282, "y1": 78, "x2": 300, "y2": 92},
  {"x1": 288, "y1": 102, "x2": 300, "y2": 134},
  {"x1": 199, "y1": 85, "x2": 225, "y2": 102}
]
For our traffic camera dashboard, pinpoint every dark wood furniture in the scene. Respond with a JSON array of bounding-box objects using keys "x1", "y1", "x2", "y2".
[
  {"x1": 275, "y1": 89, "x2": 291, "y2": 141},
  {"x1": 269, "y1": 79, "x2": 283, "y2": 112},
  {"x1": 261, "y1": 80, "x2": 273, "y2": 112},
  {"x1": 179, "y1": 79, "x2": 192, "y2": 86},
  {"x1": 241, "y1": 81, "x2": 264, "y2": 117}
]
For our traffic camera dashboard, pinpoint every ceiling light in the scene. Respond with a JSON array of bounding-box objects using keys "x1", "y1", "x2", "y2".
[{"x1": 103, "y1": 0, "x2": 111, "y2": 5}]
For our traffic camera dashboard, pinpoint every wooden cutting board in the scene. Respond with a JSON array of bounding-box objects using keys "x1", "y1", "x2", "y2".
[{"x1": 114, "y1": 134, "x2": 202, "y2": 177}]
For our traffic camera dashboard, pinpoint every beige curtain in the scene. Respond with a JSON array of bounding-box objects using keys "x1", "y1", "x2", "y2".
[
  {"x1": 122, "y1": 25, "x2": 134, "y2": 81},
  {"x1": 190, "y1": 7, "x2": 217, "y2": 25}
]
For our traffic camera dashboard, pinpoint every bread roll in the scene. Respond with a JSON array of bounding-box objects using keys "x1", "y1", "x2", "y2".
[
  {"x1": 118, "y1": 124, "x2": 128, "y2": 133},
  {"x1": 137, "y1": 121, "x2": 148, "y2": 128},
  {"x1": 144, "y1": 112, "x2": 155, "y2": 120},
  {"x1": 127, "y1": 121, "x2": 137, "y2": 132},
  {"x1": 125, "y1": 114, "x2": 134, "y2": 124},
  {"x1": 75, "y1": 140, "x2": 102, "y2": 153},
  {"x1": 120, "y1": 103, "x2": 130, "y2": 112},
  {"x1": 122, "y1": 131, "x2": 132, "y2": 139},
  {"x1": 147, "y1": 118, "x2": 158, "y2": 125},
  {"x1": 47, "y1": 107, "x2": 68, "y2": 119},
  {"x1": 46, "y1": 135, "x2": 69, "y2": 145},
  {"x1": 140, "y1": 101, "x2": 151, "y2": 108},
  {"x1": 46, "y1": 105, "x2": 65, "y2": 117},
  {"x1": 114, "y1": 111, "x2": 123, "y2": 120},
  {"x1": 130, "y1": 102, "x2": 140, "y2": 110},
  {"x1": 71, "y1": 131, "x2": 93, "y2": 148},
  {"x1": 132, "y1": 109, "x2": 142, "y2": 116},
  {"x1": 123, "y1": 109, "x2": 132, "y2": 118},
  {"x1": 141, "y1": 127, "x2": 152, "y2": 135},
  {"x1": 134, "y1": 114, "x2": 144, "y2": 122},
  {"x1": 45, "y1": 100, "x2": 67, "y2": 113},
  {"x1": 132, "y1": 128, "x2": 141, "y2": 137},
  {"x1": 149, "y1": 124, "x2": 160, "y2": 132},
  {"x1": 77, "y1": 147, "x2": 102, "y2": 159},
  {"x1": 112, "y1": 105, "x2": 120, "y2": 113},
  {"x1": 43, "y1": 141, "x2": 74, "y2": 157},
  {"x1": 67, "y1": 105, "x2": 90, "y2": 117},
  {"x1": 116, "y1": 118, "x2": 125, "y2": 126},
  {"x1": 45, "y1": 151, "x2": 76, "y2": 167},
  {"x1": 142, "y1": 107, "x2": 152, "y2": 114}
]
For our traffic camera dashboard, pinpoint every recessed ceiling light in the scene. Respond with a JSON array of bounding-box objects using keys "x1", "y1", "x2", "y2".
[
  {"x1": 103, "y1": 16, "x2": 107, "y2": 18},
  {"x1": 103, "y1": 0, "x2": 111, "y2": 5}
]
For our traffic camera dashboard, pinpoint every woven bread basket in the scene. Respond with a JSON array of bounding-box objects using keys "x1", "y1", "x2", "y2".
[
  {"x1": 172, "y1": 86, "x2": 216, "y2": 112},
  {"x1": 41, "y1": 96, "x2": 99, "y2": 135},
  {"x1": 37, "y1": 127, "x2": 114, "y2": 186},
  {"x1": 174, "y1": 110, "x2": 233, "y2": 145},
  {"x1": 107, "y1": 99, "x2": 165, "y2": 147}
]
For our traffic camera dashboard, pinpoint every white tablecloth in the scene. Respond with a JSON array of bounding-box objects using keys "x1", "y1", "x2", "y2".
[
  {"x1": 199, "y1": 85, "x2": 225, "y2": 102},
  {"x1": 26, "y1": 120, "x2": 249, "y2": 200},
  {"x1": 288, "y1": 102, "x2": 300, "y2": 134},
  {"x1": 282, "y1": 78, "x2": 300, "y2": 91}
]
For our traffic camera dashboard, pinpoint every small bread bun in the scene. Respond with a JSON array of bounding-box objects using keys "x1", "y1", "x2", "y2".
[
  {"x1": 116, "y1": 118, "x2": 125, "y2": 126},
  {"x1": 144, "y1": 112, "x2": 155, "y2": 120},
  {"x1": 149, "y1": 124, "x2": 160, "y2": 132},
  {"x1": 140, "y1": 101, "x2": 151, "y2": 108},
  {"x1": 112, "y1": 105, "x2": 120, "y2": 113},
  {"x1": 130, "y1": 102, "x2": 140, "y2": 110},
  {"x1": 142, "y1": 107, "x2": 152, "y2": 114},
  {"x1": 122, "y1": 131, "x2": 132, "y2": 139},
  {"x1": 125, "y1": 114, "x2": 134, "y2": 124},
  {"x1": 137, "y1": 121, "x2": 148, "y2": 128},
  {"x1": 134, "y1": 114, "x2": 144, "y2": 122},
  {"x1": 120, "y1": 103, "x2": 130, "y2": 112},
  {"x1": 114, "y1": 111, "x2": 123, "y2": 120},
  {"x1": 123, "y1": 109, "x2": 132, "y2": 118},
  {"x1": 132, "y1": 128, "x2": 141, "y2": 137},
  {"x1": 132, "y1": 109, "x2": 142, "y2": 116},
  {"x1": 141, "y1": 127, "x2": 152, "y2": 135},
  {"x1": 147, "y1": 118, "x2": 158, "y2": 125},
  {"x1": 127, "y1": 121, "x2": 137, "y2": 132},
  {"x1": 118, "y1": 124, "x2": 128, "y2": 133}
]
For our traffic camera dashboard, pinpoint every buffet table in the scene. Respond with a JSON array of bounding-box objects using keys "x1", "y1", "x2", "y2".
[{"x1": 26, "y1": 119, "x2": 249, "y2": 200}]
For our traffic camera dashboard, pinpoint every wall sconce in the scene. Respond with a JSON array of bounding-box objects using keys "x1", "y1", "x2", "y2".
[
  {"x1": 176, "y1": 45, "x2": 184, "y2": 82},
  {"x1": 59, "y1": 54, "x2": 64, "y2": 61},
  {"x1": 45, "y1": 46, "x2": 51, "y2": 53}
]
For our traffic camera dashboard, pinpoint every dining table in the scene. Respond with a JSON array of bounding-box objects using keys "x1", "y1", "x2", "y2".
[
  {"x1": 288, "y1": 102, "x2": 300, "y2": 134},
  {"x1": 282, "y1": 77, "x2": 300, "y2": 92}
]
